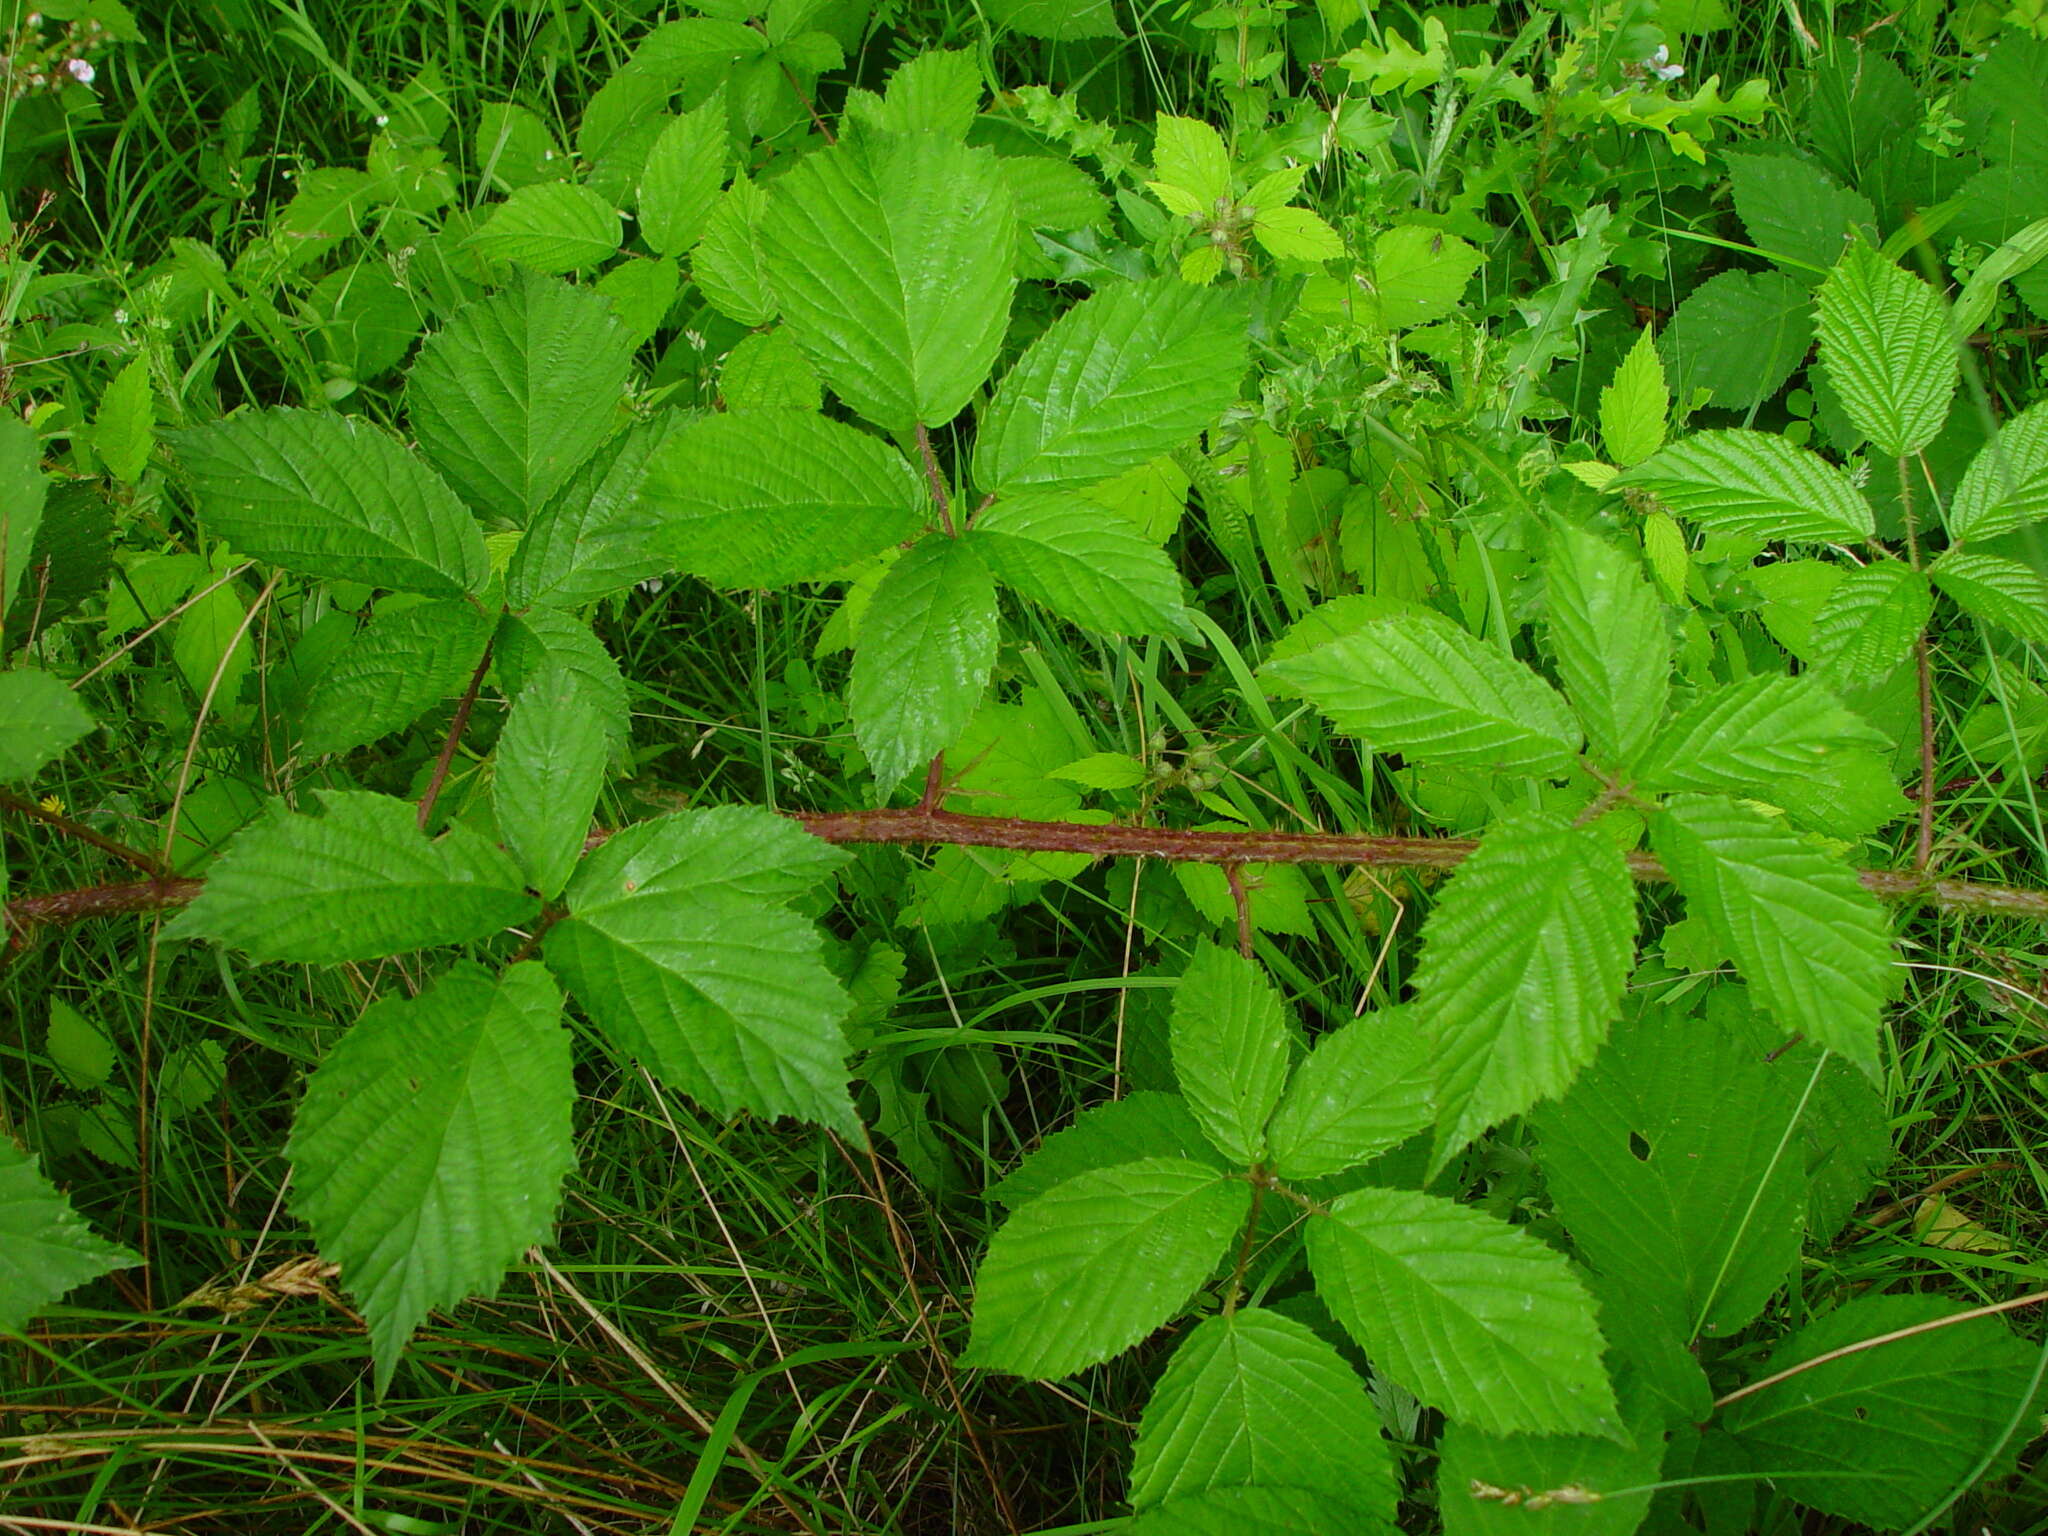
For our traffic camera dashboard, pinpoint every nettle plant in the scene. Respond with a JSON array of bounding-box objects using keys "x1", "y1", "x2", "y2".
[{"x1": 8, "y1": 27, "x2": 2048, "y2": 1536}]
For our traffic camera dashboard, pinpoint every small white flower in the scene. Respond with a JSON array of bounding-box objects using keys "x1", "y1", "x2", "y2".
[
  {"x1": 112, "y1": 308, "x2": 128, "y2": 325},
  {"x1": 374, "y1": 113, "x2": 389, "y2": 127},
  {"x1": 65, "y1": 58, "x2": 94, "y2": 85},
  {"x1": 1646, "y1": 44, "x2": 1684, "y2": 82}
]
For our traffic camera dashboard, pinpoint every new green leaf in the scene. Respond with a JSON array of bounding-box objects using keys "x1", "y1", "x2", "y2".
[
  {"x1": 165, "y1": 790, "x2": 538, "y2": 961},
  {"x1": 1651, "y1": 795, "x2": 1892, "y2": 1065},
  {"x1": 962, "y1": 1158, "x2": 1250, "y2": 1379},
  {"x1": 1264, "y1": 614, "x2": 1581, "y2": 776},
  {"x1": 1266, "y1": 1011, "x2": 1434, "y2": 1181},
  {"x1": 288, "y1": 962, "x2": 575, "y2": 1390},
  {"x1": 760, "y1": 132, "x2": 1014, "y2": 431},
  {"x1": 968, "y1": 492, "x2": 1190, "y2": 637},
  {"x1": 1816, "y1": 244, "x2": 1956, "y2": 458},
  {"x1": 1544, "y1": 524, "x2": 1669, "y2": 768},
  {"x1": 849, "y1": 535, "x2": 998, "y2": 789},
  {"x1": 1613, "y1": 430, "x2": 1874, "y2": 542},
  {"x1": 1169, "y1": 942, "x2": 1295, "y2": 1165},
  {"x1": 1307, "y1": 1186, "x2": 1617, "y2": 1437},
  {"x1": 172, "y1": 409, "x2": 489, "y2": 596},
  {"x1": 1598, "y1": 327, "x2": 1668, "y2": 468},
  {"x1": 497, "y1": 665, "x2": 609, "y2": 900}
]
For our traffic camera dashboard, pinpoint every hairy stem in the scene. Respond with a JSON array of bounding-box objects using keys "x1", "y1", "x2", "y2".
[{"x1": 417, "y1": 642, "x2": 494, "y2": 833}]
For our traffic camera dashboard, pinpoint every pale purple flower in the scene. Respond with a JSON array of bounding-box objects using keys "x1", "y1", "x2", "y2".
[
  {"x1": 65, "y1": 58, "x2": 94, "y2": 85},
  {"x1": 1646, "y1": 45, "x2": 1683, "y2": 83}
]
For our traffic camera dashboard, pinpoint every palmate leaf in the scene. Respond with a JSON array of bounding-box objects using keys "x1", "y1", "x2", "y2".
[
  {"x1": 1635, "y1": 675, "x2": 1886, "y2": 796},
  {"x1": 1946, "y1": 396, "x2": 2048, "y2": 542},
  {"x1": 543, "y1": 807, "x2": 856, "y2": 1131},
  {"x1": 849, "y1": 535, "x2": 998, "y2": 789},
  {"x1": 639, "y1": 412, "x2": 926, "y2": 589},
  {"x1": 0, "y1": 1139, "x2": 138, "y2": 1332},
  {"x1": 1266, "y1": 1010, "x2": 1433, "y2": 1182},
  {"x1": 1932, "y1": 548, "x2": 2048, "y2": 645},
  {"x1": 1534, "y1": 1005, "x2": 1807, "y2": 1342},
  {"x1": 0, "y1": 669, "x2": 94, "y2": 783},
  {"x1": 1168, "y1": 942, "x2": 1296, "y2": 1166},
  {"x1": 1543, "y1": 524, "x2": 1669, "y2": 769},
  {"x1": 1127, "y1": 1487, "x2": 1392, "y2": 1536},
  {"x1": 961, "y1": 1158, "x2": 1250, "y2": 1380},
  {"x1": 1723, "y1": 1293, "x2": 2043, "y2": 1528},
  {"x1": 1307, "y1": 1186, "x2": 1618, "y2": 1438},
  {"x1": 165, "y1": 791, "x2": 537, "y2": 962},
  {"x1": 1263, "y1": 615, "x2": 1581, "y2": 776},
  {"x1": 1815, "y1": 244, "x2": 1956, "y2": 458},
  {"x1": 288, "y1": 962, "x2": 576, "y2": 1391},
  {"x1": 991, "y1": 1092, "x2": 1224, "y2": 1209},
  {"x1": 760, "y1": 131, "x2": 1014, "y2": 431},
  {"x1": 496, "y1": 664, "x2": 609, "y2": 900},
  {"x1": 171, "y1": 409, "x2": 489, "y2": 596},
  {"x1": 300, "y1": 598, "x2": 497, "y2": 756},
  {"x1": 1410, "y1": 812, "x2": 1637, "y2": 1168},
  {"x1": 965, "y1": 492, "x2": 1192, "y2": 637},
  {"x1": 505, "y1": 413, "x2": 679, "y2": 609},
  {"x1": 973, "y1": 279, "x2": 1246, "y2": 495},
  {"x1": 1130, "y1": 1307, "x2": 1398, "y2": 1518},
  {"x1": 407, "y1": 276, "x2": 635, "y2": 527},
  {"x1": 1651, "y1": 795, "x2": 1892, "y2": 1066},
  {"x1": 1613, "y1": 430, "x2": 1873, "y2": 543}
]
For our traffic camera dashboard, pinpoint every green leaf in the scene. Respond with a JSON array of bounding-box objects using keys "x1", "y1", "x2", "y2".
[
  {"x1": 0, "y1": 669, "x2": 94, "y2": 782},
  {"x1": 505, "y1": 413, "x2": 678, "y2": 609},
  {"x1": 1723, "y1": 1293, "x2": 2043, "y2": 1528},
  {"x1": 1266, "y1": 1010, "x2": 1434, "y2": 1181},
  {"x1": 1372, "y1": 225, "x2": 1483, "y2": 329},
  {"x1": 544, "y1": 808, "x2": 855, "y2": 1130},
  {"x1": 1168, "y1": 942, "x2": 1295, "y2": 1166},
  {"x1": 468, "y1": 182, "x2": 622, "y2": 272},
  {"x1": 0, "y1": 418, "x2": 48, "y2": 624},
  {"x1": 1130, "y1": 1307, "x2": 1399, "y2": 1518},
  {"x1": 972, "y1": 279, "x2": 1246, "y2": 495},
  {"x1": 968, "y1": 492, "x2": 1190, "y2": 637},
  {"x1": 1815, "y1": 245, "x2": 1956, "y2": 459},
  {"x1": 1150, "y1": 115, "x2": 1230, "y2": 206},
  {"x1": 1946, "y1": 397, "x2": 2048, "y2": 542},
  {"x1": 46, "y1": 1001, "x2": 115, "y2": 1090},
  {"x1": 1660, "y1": 269, "x2": 1815, "y2": 412},
  {"x1": 693, "y1": 175, "x2": 776, "y2": 327},
  {"x1": 1931, "y1": 548, "x2": 2048, "y2": 645},
  {"x1": 1308, "y1": 1185, "x2": 1618, "y2": 1437},
  {"x1": 1635, "y1": 675, "x2": 1886, "y2": 796},
  {"x1": 637, "y1": 93, "x2": 726, "y2": 257},
  {"x1": 1127, "y1": 1487, "x2": 1392, "y2": 1536},
  {"x1": 94, "y1": 354, "x2": 155, "y2": 485},
  {"x1": 172, "y1": 574, "x2": 252, "y2": 702},
  {"x1": 873, "y1": 49, "x2": 981, "y2": 138},
  {"x1": 497, "y1": 665, "x2": 608, "y2": 900},
  {"x1": 1651, "y1": 795, "x2": 1891, "y2": 1065},
  {"x1": 1613, "y1": 430, "x2": 1873, "y2": 542},
  {"x1": 1436, "y1": 1390, "x2": 1667, "y2": 1535},
  {"x1": 962, "y1": 1158, "x2": 1250, "y2": 1379},
  {"x1": 165, "y1": 790, "x2": 538, "y2": 962},
  {"x1": 301, "y1": 598, "x2": 497, "y2": 756},
  {"x1": 406, "y1": 276, "x2": 634, "y2": 527},
  {"x1": 288, "y1": 962, "x2": 575, "y2": 1390},
  {"x1": 1253, "y1": 206, "x2": 1345, "y2": 264},
  {"x1": 1263, "y1": 614, "x2": 1581, "y2": 776},
  {"x1": 1534, "y1": 1005, "x2": 1807, "y2": 1341},
  {"x1": 760, "y1": 132, "x2": 1014, "y2": 431},
  {"x1": 1544, "y1": 524, "x2": 1669, "y2": 769},
  {"x1": 1807, "y1": 559, "x2": 1931, "y2": 689},
  {"x1": 0, "y1": 1139, "x2": 138, "y2": 1332},
  {"x1": 1727, "y1": 152, "x2": 1876, "y2": 276},
  {"x1": 640, "y1": 412, "x2": 926, "y2": 589},
  {"x1": 719, "y1": 329, "x2": 822, "y2": 415},
  {"x1": 991, "y1": 1092, "x2": 1224, "y2": 1209},
  {"x1": 1598, "y1": 327, "x2": 1668, "y2": 468},
  {"x1": 986, "y1": 0, "x2": 1119, "y2": 38},
  {"x1": 495, "y1": 608, "x2": 630, "y2": 748},
  {"x1": 593, "y1": 256, "x2": 678, "y2": 348},
  {"x1": 171, "y1": 409, "x2": 488, "y2": 596},
  {"x1": 1411, "y1": 812, "x2": 1636, "y2": 1165},
  {"x1": 850, "y1": 535, "x2": 998, "y2": 789}
]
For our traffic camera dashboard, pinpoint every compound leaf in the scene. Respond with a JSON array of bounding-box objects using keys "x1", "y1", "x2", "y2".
[
  {"x1": 1613, "y1": 430, "x2": 1873, "y2": 543},
  {"x1": 1130, "y1": 1307, "x2": 1398, "y2": 1518},
  {"x1": 1947, "y1": 397, "x2": 2048, "y2": 542},
  {"x1": 497, "y1": 665, "x2": 609, "y2": 900},
  {"x1": 1308, "y1": 1185, "x2": 1617, "y2": 1438},
  {"x1": 1263, "y1": 615, "x2": 1581, "y2": 776},
  {"x1": 1598, "y1": 327, "x2": 1668, "y2": 468},
  {"x1": 1932, "y1": 548, "x2": 2048, "y2": 645},
  {"x1": 640, "y1": 412, "x2": 926, "y2": 589},
  {"x1": 165, "y1": 790, "x2": 537, "y2": 962},
  {"x1": 1169, "y1": 942, "x2": 1295, "y2": 1166},
  {"x1": 1651, "y1": 795, "x2": 1891, "y2": 1066},
  {"x1": 1544, "y1": 524, "x2": 1669, "y2": 769},
  {"x1": 1815, "y1": 244, "x2": 1956, "y2": 459},
  {"x1": 1266, "y1": 1011, "x2": 1434, "y2": 1181},
  {"x1": 967, "y1": 491, "x2": 1191, "y2": 637},
  {"x1": 973, "y1": 279, "x2": 1246, "y2": 494},
  {"x1": 962, "y1": 1158, "x2": 1249, "y2": 1380},
  {"x1": 0, "y1": 1140, "x2": 138, "y2": 1333},
  {"x1": 1635, "y1": 675, "x2": 1886, "y2": 796},
  {"x1": 760, "y1": 132, "x2": 1014, "y2": 431},
  {"x1": 0, "y1": 669, "x2": 94, "y2": 783},
  {"x1": 850, "y1": 535, "x2": 998, "y2": 789},
  {"x1": 301, "y1": 598, "x2": 497, "y2": 756},
  {"x1": 288, "y1": 962, "x2": 575, "y2": 1391},
  {"x1": 1410, "y1": 812, "x2": 1637, "y2": 1168},
  {"x1": 468, "y1": 182, "x2": 622, "y2": 273},
  {"x1": 171, "y1": 409, "x2": 488, "y2": 596}
]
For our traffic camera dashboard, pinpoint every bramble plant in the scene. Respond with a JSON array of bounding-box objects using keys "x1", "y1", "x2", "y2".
[{"x1": 9, "y1": 3, "x2": 2048, "y2": 1532}]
